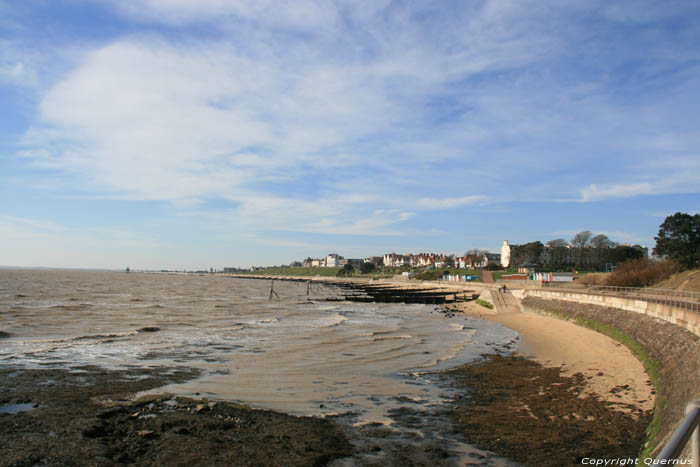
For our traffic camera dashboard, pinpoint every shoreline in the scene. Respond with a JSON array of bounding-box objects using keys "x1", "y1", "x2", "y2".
[
  {"x1": 446, "y1": 300, "x2": 655, "y2": 412},
  {"x1": 1, "y1": 273, "x2": 659, "y2": 465}
]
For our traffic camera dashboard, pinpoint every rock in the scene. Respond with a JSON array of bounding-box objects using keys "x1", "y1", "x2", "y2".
[{"x1": 137, "y1": 430, "x2": 155, "y2": 437}]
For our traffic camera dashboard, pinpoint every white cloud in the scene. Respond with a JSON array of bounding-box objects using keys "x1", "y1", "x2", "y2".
[
  {"x1": 416, "y1": 195, "x2": 488, "y2": 210},
  {"x1": 580, "y1": 157, "x2": 700, "y2": 202},
  {"x1": 11, "y1": 0, "x2": 700, "y2": 255},
  {"x1": 0, "y1": 214, "x2": 66, "y2": 239},
  {"x1": 111, "y1": 0, "x2": 340, "y2": 29},
  {"x1": 580, "y1": 183, "x2": 655, "y2": 202},
  {"x1": 22, "y1": 38, "x2": 406, "y2": 201}
]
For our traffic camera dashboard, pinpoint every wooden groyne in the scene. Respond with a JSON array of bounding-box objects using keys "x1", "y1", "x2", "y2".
[
  {"x1": 230, "y1": 275, "x2": 477, "y2": 305},
  {"x1": 332, "y1": 282, "x2": 476, "y2": 304}
]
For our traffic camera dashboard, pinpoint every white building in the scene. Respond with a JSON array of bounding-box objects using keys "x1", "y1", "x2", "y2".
[{"x1": 325, "y1": 253, "x2": 343, "y2": 267}]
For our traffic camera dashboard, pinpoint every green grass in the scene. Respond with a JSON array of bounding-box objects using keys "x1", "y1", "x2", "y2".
[
  {"x1": 492, "y1": 269, "x2": 518, "y2": 281},
  {"x1": 243, "y1": 267, "x2": 342, "y2": 277},
  {"x1": 444, "y1": 268, "x2": 482, "y2": 276},
  {"x1": 244, "y1": 266, "x2": 483, "y2": 280},
  {"x1": 476, "y1": 298, "x2": 494, "y2": 309}
]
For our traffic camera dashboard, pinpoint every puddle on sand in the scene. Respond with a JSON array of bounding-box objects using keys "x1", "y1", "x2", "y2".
[{"x1": 0, "y1": 403, "x2": 38, "y2": 414}]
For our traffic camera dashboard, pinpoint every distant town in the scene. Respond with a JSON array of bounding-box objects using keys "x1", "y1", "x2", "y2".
[{"x1": 222, "y1": 232, "x2": 649, "y2": 275}]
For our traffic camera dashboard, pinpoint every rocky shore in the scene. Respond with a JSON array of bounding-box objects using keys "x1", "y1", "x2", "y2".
[
  {"x1": 0, "y1": 366, "x2": 352, "y2": 466},
  {"x1": 443, "y1": 354, "x2": 651, "y2": 466}
]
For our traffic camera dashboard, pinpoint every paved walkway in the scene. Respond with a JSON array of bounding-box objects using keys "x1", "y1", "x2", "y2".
[
  {"x1": 489, "y1": 289, "x2": 521, "y2": 313},
  {"x1": 482, "y1": 270, "x2": 494, "y2": 283}
]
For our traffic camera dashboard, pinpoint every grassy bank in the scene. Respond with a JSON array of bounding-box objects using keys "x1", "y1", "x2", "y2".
[
  {"x1": 241, "y1": 266, "x2": 483, "y2": 281},
  {"x1": 243, "y1": 267, "x2": 342, "y2": 277}
]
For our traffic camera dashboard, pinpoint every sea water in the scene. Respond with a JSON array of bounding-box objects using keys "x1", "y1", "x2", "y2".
[{"x1": 0, "y1": 269, "x2": 519, "y2": 465}]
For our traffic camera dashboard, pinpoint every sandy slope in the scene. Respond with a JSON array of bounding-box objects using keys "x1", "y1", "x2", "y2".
[{"x1": 451, "y1": 300, "x2": 655, "y2": 413}]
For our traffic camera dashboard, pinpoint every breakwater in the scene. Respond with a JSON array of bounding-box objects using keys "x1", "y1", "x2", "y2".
[{"x1": 233, "y1": 275, "x2": 477, "y2": 305}]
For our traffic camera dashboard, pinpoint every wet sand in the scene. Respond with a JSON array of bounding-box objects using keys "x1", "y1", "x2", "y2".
[
  {"x1": 442, "y1": 300, "x2": 655, "y2": 465},
  {"x1": 448, "y1": 300, "x2": 655, "y2": 411}
]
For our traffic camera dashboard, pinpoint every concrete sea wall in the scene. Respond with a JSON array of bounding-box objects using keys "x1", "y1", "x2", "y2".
[{"x1": 521, "y1": 288, "x2": 700, "y2": 337}]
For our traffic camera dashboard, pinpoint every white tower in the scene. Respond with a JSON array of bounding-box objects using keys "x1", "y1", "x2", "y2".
[{"x1": 501, "y1": 240, "x2": 511, "y2": 268}]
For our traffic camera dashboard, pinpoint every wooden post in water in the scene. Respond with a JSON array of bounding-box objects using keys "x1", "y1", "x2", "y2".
[{"x1": 269, "y1": 280, "x2": 280, "y2": 301}]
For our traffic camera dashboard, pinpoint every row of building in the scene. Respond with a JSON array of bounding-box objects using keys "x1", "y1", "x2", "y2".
[
  {"x1": 295, "y1": 251, "x2": 503, "y2": 270},
  {"x1": 291, "y1": 239, "x2": 648, "y2": 271}
]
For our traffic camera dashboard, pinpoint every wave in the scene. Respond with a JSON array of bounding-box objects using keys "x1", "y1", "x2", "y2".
[
  {"x1": 371, "y1": 335, "x2": 414, "y2": 342},
  {"x1": 20, "y1": 330, "x2": 140, "y2": 345},
  {"x1": 320, "y1": 314, "x2": 348, "y2": 328}
]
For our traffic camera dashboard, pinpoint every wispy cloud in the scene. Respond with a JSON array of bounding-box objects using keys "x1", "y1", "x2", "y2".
[
  {"x1": 415, "y1": 196, "x2": 488, "y2": 210},
  {"x1": 580, "y1": 183, "x2": 655, "y2": 202},
  {"x1": 579, "y1": 157, "x2": 700, "y2": 201},
  {"x1": 3, "y1": 0, "x2": 700, "y2": 267}
]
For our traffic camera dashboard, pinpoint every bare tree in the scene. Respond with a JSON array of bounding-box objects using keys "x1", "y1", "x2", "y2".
[
  {"x1": 590, "y1": 234, "x2": 612, "y2": 249},
  {"x1": 571, "y1": 231, "x2": 593, "y2": 269},
  {"x1": 590, "y1": 234, "x2": 613, "y2": 270},
  {"x1": 546, "y1": 239, "x2": 568, "y2": 248},
  {"x1": 545, "y1": 239, "x2": 569, "y2": 267}
]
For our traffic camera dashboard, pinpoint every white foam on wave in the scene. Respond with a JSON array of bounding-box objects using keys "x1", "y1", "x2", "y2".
[
  {"x1": 320, "y1": 314, "x2": 349, "y2": 327},
  {"x1": 371, "y1": 334, "x2": 414, "y2": 342}
]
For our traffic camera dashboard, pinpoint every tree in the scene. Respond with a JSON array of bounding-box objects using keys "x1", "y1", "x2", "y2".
[
  {"x1": 653, "y1": 212, "x2": 700, "y2": 269},
  {"x1": 547, "y1": 239, "x2": 568, "y2": 248},
  {"x1": 510, "y1": 241, "x2": 544, "y2": 267},
  {"x1": 571, "y1": 231, "x2": 593, "y2": 269},
  {"x1": 545, "y1": 239, "x2": 570, "y2": 269},
  {"x1": 590, "y1": 234, "x2": 612, "y2": 249},
  {"x1": 590, "y1": 234, "x2": 613, "y2": 270},
  {"x1": 609, "y1": 245, "x2": 645, "y2": 264},
  {"x1": 336, "y1": 263, "x2": 355, "y2": 277},
  {"x1": 359, "y1": 262, "x2": 376, "y2": 274}
]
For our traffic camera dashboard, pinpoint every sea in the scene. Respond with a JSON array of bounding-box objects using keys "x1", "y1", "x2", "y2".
[{"x1": 0, "y1": 269, "x2": 520, "y2": 465}]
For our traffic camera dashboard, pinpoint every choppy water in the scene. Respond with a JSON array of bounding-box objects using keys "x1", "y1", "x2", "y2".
[{"x1": 0, "y1": 269, "x2": 519, "y2": 465}]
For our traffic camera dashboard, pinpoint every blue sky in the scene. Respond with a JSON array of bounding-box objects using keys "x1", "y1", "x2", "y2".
[{"x1": 1, "y1": 0, "x2": 699, "y2": 270}]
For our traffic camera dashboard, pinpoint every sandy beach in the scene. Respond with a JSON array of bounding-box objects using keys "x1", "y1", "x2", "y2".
[
  {"x1": 440, "y1": 299, "x2": 656, "y2": 465},
  {"x1": 450, "y1": 299, "x2": 655, "y2": 412}
]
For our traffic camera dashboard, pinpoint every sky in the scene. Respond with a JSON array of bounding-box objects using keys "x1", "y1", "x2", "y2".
[{"x1": 1, "y1": 0, "x2": 699, "y2": 270}]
